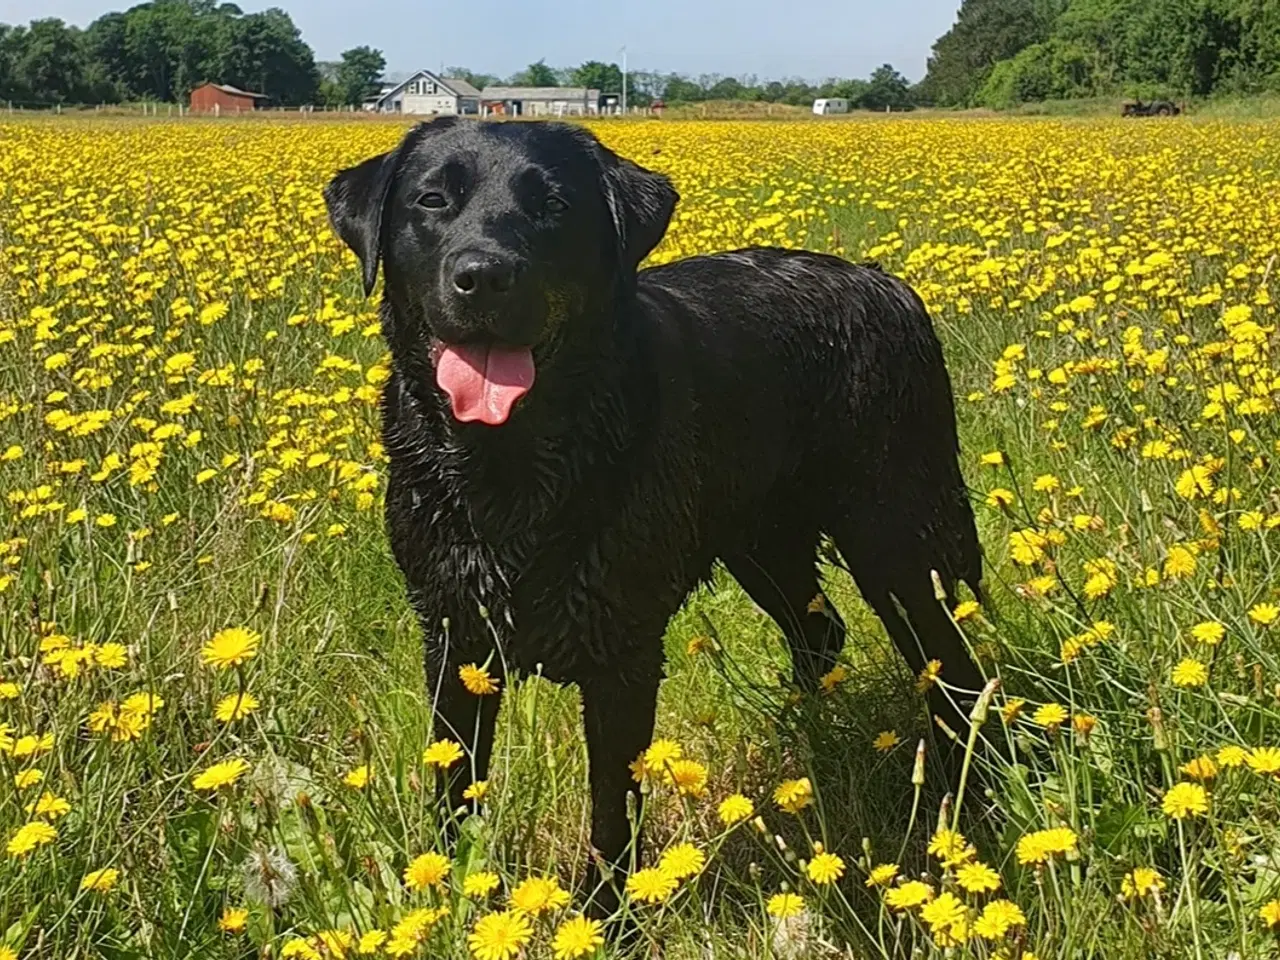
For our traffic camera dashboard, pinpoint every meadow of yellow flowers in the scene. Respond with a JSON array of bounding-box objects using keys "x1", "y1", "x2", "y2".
[{"x1": 3, "y1": 114, "x2": 1280, "y2": 959}]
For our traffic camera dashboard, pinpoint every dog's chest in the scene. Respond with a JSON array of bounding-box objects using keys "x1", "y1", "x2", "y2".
[{"x1": 388, "y1": 448, "x2": 689, "y2": 681}]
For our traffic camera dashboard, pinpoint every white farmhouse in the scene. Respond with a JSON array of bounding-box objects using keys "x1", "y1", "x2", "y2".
[{"x1": 371, "y1": 70, "x2": 482, "y2": 115}]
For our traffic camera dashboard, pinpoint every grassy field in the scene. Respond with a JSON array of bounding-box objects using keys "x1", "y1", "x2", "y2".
[{"x1": 3, "y1": 114, "x2": 1280, "y2": 959}]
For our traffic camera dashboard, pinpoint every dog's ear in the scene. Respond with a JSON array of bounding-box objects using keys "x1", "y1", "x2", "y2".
[
  {"x1": 323, "y1": 146, "x2": 402, "y2": 296},
  {"x1": 600, "y1": 150, "x2": 679, "y2": 273}
]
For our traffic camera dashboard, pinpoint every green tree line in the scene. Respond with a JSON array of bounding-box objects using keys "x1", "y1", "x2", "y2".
[
  {"x1": 458, "y1": 58, "x2": 916, "y2": 111},
  {"x1": 1, "y1": 2, "x2": 324, "y2": 106},
  {"x1": 1, "y1": 0, "x2": 917, "y2": 111},
  {"x1": 920, "y1": 0, "x2": 1280, "y2": 107}
]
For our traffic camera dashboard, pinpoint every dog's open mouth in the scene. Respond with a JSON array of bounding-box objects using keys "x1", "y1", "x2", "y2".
[{"x1": 433, "y1": 341, "x2": 536, "y2": 426}]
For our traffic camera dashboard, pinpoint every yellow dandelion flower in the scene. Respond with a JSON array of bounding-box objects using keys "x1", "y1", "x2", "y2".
[
  {"x1": 767, "y1": 892, "x2": 805, "y2": 918},
  {"x1": 192, "y1": 758, "x2": 250, "y2": 792},
  {"x1": 468, "y1": 910, "x2": 532, "y2": 960},
  {"x1": 551, "y1": 916, "x2": 604, "y2": 960},
  {"x1": 626, "y1": 867, "x2": 678, "y2": 904},
  {"x1": 1219, "y1": 745, "x2": 1248, "y2": 767},
  {"x1": 718, "y1": 793, "x2": 754, "y2": 825},
  {"x1": 1260, "y1": 899, "x2": 1280, "y2": 930},
  {"x1": 422, "y1": 739, "x2": 465, "y2": 769},
  {"x1": 1246, "y1": 746, "x2": 1280, "y2": 775},
  {"x1": 865, "y1": 863, "x2": 899, "y2": 887},
  {"x1": 25, "y1": 792, "x2": 71, "y2": 819},
  {"x1": 884, "y1": 880, "x2": 934, "y2": 910},
  {"x1": 1172, "y1": 658, "x2": 1209, "y2": 687},
  {"x1": 1015, "y1": 826, "x2": 1078, "y2": 865},
  {"x1": 218, "y1": 906, "x2": 249, "y2": 933},
  {"x1": 631, "y1": 738, "x2": 682, "y2": 782},
  {"x1": 973, "y1": 899, "x2": 1026, "y2": 939},
  {"x1": 955, "y1": 861, "x2": 1001, "y2": 893},
  {"x1": 357, "y1": 930, "x2": 388, "y2": 954},
  {"x1": 1032, "y1": 703, "x2": 1068, "y2": 727},
  {"x1": 1190, "y1": 621, "x2": 1226, "y2": 645},
  {"x1": 773, "y1": 777, "x2": 813, "y2": 814},
  {"x1": 80, "y1": 867, "x2": 121, "y2": 892},
  {"x1": 509, "y1": 875, "x2": 571, "y2": 915},
  {"x1": 404, "y1": 852, "x2": 452, "y2": 891},
  {"x1": 463, "y1": 871, "x2": 501, "y2": 898},
  {"x1": 459, "y1": 663, "x2": 499, "y2": 695},
  {"x1": 1181, "y1": 755, "x2": 1218, "y2": 780},
  {"x1": 1162, "y1": 782, "x2": 1209, "y2": 819},
  {"x1": 1000, "y1": 699, "x2": 1027, "y2": 723},
  {"x1": 343, "y1": 765, "x2": 370, "y2": 789},
  {"x1": 1249, "y1": 603, "x2": 1279, "y2": 625},
  {"x1": 873, "y1": 730, "x2": 900, "y2": 752},
  {"x1": 7, "y1": 820, "x2": 57, "y2": 857},
  {"x1": 658, "y1": 843, "x2": 706, "y2": 880},
  {"x1": 214, "y1": 691, "x2": 260, "y2": 723},
  {"x1": 928, "y1": 828, "x2": 975, "y2": 867},
  {"x1": 916, "y1": 658, "x2": 943, "y2": 691},
  {"x1": 200, "y1": 627, "x2": 260, "y2": 669},
  {"x1": 1121, "y1": 867, "x2": 1165, "y2": 899},
  {"x1": 806, "y1": 851, "x2": 845, "y2": 884}
]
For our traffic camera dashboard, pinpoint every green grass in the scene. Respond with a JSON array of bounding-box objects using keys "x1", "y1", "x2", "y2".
[{"x1": 3, "y1": 115, "x2": 1280, "y2": 959}]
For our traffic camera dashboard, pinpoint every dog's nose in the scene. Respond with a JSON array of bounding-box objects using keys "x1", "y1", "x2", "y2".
[{"x1": 452, "y1": 254, "x2": 518, "y2": 299}]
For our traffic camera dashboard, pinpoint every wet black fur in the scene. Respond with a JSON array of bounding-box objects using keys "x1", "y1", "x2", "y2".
[{"x1": 324, "y1": 117, "x2": 984, "y2": 912}]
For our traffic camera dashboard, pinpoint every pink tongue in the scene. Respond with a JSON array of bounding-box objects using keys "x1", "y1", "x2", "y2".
[{"x1": 434, "y1": 343, "x2": 536, "y2": 425}]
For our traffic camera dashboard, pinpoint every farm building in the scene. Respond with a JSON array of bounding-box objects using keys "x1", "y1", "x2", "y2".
[
  {"x1": 189, "y1": 83, "x2": 268, "y2": 113},
  {"x1": 479, "y1": 86, "x2": 602, "y2": 117},
  {"x1": 370, "y1": 70, "x2": 482, "y2": 115}
]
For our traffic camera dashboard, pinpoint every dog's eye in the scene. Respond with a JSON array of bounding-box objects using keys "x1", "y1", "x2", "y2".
[
  {"x1": 417, "y1": 191, "x2": 449, "y2": 210},
  {"x1": 544, "y1": 196, "x2": 569, "y2": 214}
]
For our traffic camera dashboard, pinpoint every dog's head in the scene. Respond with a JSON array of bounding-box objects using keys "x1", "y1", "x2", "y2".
[{"x1": 323, "y1": 117, "x2": 678, "y2": 426}]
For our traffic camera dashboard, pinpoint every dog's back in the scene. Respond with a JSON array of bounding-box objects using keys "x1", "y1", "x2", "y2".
[{"x1": 636, "y1": 247, "x2": 981, "y2": 606}]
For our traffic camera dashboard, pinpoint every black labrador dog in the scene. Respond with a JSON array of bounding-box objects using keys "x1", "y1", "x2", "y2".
[{"x1": 324, "y1": 117, "x2": 983, "y2": 906}]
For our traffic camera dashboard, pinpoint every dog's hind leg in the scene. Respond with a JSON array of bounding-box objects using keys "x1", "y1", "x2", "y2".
[
  {"x1": 580, "y1": 666, "x2": 661, "y2": 919},
  {"x1": 724, "y1": 523, "x2": 846, "y2": 692}
]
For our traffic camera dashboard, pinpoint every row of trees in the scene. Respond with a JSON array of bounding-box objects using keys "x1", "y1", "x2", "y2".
[
  {"x1": 0, "y1": 0, "x2": 915, "y2": 110},
  {"x1": 452, "y1": 60, "x2": 916, "y2": 111},
  {"x1": 0, "y1": 3, "x2": 318, "y2": 106},
  {"x1": 920, "y1": 0, "x2": 1280, "y2": 108}
]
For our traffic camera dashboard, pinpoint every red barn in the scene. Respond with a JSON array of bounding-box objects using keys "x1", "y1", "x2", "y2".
[{"x1": 189, "y1": 82, "x2": 268, "y2": 113}]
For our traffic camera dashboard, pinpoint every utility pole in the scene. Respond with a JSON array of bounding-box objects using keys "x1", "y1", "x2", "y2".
[{"x1": 620, "y1": 45, "x2": 627, "y2": 115}]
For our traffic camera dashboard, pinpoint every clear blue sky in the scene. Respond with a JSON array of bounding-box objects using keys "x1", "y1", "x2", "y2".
[{"x1": 13, "y1": 0, "x2": 962, "y2": 82}]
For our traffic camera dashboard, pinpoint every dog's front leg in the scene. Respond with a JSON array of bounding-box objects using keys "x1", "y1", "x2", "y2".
[
  {"x1": 425, "y1": 641, "x2": 504, "y2": 817},
  {"x1": 580, "y1": 668, "x2": 661, "y2": 918}
]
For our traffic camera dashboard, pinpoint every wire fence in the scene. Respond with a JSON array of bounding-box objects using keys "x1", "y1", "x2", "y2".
[{"x1": 0, "y1": 100, "x2": 367, "y2": 115}]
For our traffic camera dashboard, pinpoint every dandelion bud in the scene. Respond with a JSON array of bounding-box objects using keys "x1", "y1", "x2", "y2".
[
  {"x1": 774, "y1": 834, "x2": 788, "y2": 853},
  {"x1": 933, "y1": 714, "x2": 959, "y2": 743},
  {"x1": 477, "y1": 604, "x2": 489, "y2": 621},
  {"x1": 930, "y1": 569, "x2": 947, "y2": 601},
  {"x1": 752, "y1": 816, "x2": 768, "y2": 834},
  {"x1": 912, "y1": 739, "x2": 927, "y2": 786},
  {"x1": 861, "y1": 837, "x2": 872, "y2": 860},
  {"x1": 1146, "y1": 706, "x2": 1168, "y2": 751},
  {"x1": 970, "y1": 678, "x2": 999, "y2": 724}
]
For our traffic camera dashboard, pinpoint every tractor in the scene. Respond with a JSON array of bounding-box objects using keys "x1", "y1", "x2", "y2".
[{"x1": 1122, "y1": 99, "x2": 1182, "y2": 117}]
